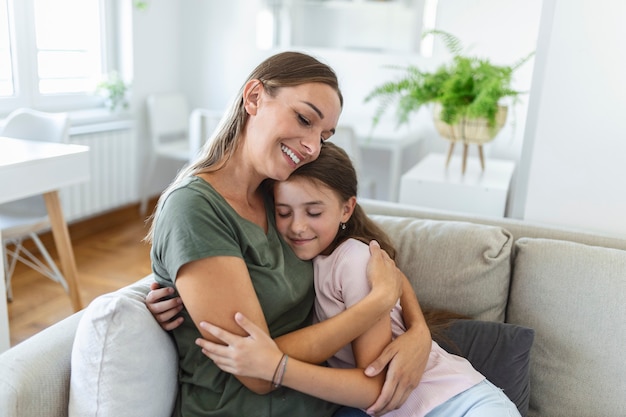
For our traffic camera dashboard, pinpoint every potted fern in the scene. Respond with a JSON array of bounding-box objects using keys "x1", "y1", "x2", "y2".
[{"x1": 365, "y1": 30, "x2": 533, "y2": 173}]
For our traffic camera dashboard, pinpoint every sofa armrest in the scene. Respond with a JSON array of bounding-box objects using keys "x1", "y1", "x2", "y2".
[{"x1": 0, "y1": 311, "x2": 83, "y2": 417}]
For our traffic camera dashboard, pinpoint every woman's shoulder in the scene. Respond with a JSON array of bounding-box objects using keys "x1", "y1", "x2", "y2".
[{"x1": 162, "y1": 177, "x2": 226, "y2": 213}]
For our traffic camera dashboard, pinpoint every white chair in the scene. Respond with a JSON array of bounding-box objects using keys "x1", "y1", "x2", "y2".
[
  {"x1": 0, "y1": 108, "x2": 70, "y2": 301},
  {"x1": 139, "y1": 92, "x2": 190, "y2": 215},
  {"x1": 139, "y1": 92, "x2": 222, "y2": 215},
  {"x1": 188, "y1": 108, "x2": 223, "y2": 160},
  {"x1": 331, "y1": 125, "x2": 376, "y2": 199}
]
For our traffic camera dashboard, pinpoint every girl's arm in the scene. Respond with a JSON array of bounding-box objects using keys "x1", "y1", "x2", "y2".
[
  {"x1": 176, "y1": 241, "x2": 402, "y2": 394},
  {"x1": 363, "y1": 274, "x2": 431, "y2": 415},
  {"x1": 199, "y1": 312, "x2": 391, "y2": 409},
  {"x1": 274, "y1": 240, "x2": 402, "y2": 364}
]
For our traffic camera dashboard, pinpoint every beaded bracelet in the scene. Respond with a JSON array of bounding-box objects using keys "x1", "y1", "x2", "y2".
[{"x1": 272, "y1": 353, "x2": 289, "y2": 388}]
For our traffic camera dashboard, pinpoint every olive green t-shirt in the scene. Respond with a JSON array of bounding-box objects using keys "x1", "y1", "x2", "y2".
[{"x1": 151, "y1": 177, "x2": 339, "y2": 417}]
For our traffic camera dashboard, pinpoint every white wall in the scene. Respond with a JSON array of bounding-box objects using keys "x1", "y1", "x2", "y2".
[
  {"x1": 132, "y1": 0, "x2": 625, "y2": 237},
  {"x1": 174, "y1": 0, "x2": 542, "y2": 201},
  {"x1": 129, "y1": 0, "x2": 186, "y2": 197},
  {"x1": 513, "y1": 0, "x2": 626, "y2": 237}
]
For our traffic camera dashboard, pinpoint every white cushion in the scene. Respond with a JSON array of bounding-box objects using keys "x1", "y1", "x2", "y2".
[{"x1": 69, "y1": 289, "x2": 178, "y2": 417}]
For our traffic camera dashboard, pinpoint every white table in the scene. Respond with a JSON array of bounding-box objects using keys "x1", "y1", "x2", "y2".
[
  {"x1": 399, "y1": 153, "x2": 516, "y2": 217},
  {"x1": 0, "y1": 137, "x2": 89, "y2": 352},
  {"x1": 358, "y1": 133, "x2": 422, "y2": 202}
]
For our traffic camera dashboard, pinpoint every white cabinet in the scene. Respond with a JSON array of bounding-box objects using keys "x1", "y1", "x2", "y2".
[{"x1": 399, "y1": 153, "x2": 516, "y2": 217}]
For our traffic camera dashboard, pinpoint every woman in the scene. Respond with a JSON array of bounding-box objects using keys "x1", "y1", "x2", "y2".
[
  {"x1": 145, "y1": 51, "x2": 431, "y2": 416},
  {"x1": 195, "y1": 142, "x2": 521, "y2": 416}
]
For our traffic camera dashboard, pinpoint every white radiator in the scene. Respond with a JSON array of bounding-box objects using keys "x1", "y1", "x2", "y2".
[{"x1": 61, "y1": 121, "x2": 138, "y2": 222}]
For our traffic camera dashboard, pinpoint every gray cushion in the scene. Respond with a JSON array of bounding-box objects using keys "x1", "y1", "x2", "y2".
[
  {"x1": 371, "y1": 215, "x2": 513, "y2": 321},
  {"x1": 507, "y1": 238, "x2": 626, "y2": 417},
  {"x1": 438, "y1": 319, "x2": 534, "y2": 417}
]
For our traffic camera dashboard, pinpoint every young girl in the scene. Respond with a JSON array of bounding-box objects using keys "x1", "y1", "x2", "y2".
[{"x1": 196, "y1": 142, "x2": 522, "y2": 417}]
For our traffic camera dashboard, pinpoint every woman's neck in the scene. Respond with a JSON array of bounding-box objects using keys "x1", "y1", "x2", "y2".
[{"x1": 198, "y1": 157, "x2": 268, "y2": 232}]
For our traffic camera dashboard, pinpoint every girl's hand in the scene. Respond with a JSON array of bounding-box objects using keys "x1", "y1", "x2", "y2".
[
  {"x1": 366, "y1": 240, "x2": 403, "y2": 309},
  {"x1": 196, "y1": 312, "x2": 284, "y2": 381},
  {"x1": 145, "y1": 281, "x2": 184, "y2": 331}
]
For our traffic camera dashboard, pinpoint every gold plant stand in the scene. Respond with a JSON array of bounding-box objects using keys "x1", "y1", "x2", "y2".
[{"x1": 433, "y1": 105, "x2": 508, "y2": 174}]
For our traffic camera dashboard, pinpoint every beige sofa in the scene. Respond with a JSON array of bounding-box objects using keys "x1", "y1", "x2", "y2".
[{"x1": 1, "y1": 198, "x2": 625, "y2": 417}]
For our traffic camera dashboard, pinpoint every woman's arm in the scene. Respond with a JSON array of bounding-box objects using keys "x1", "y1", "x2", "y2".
[
  {"x1": 175, "y1": 255, "x2": 273, "y2": 393},
  {"x1": 363, "y1": 274, "x2": 431, "y2": 416},
  {"x1": 148, "y1": 240, "x2": 403, "y2": 364},
  {"x1": 199, "y1": 312, "x2": 391, "y2": 409},
  {"x1": 176, "y1": 241, "x2": 402, "y2": 394}
]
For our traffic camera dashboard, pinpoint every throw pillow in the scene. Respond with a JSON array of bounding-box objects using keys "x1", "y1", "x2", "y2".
[
  {"x1": 69, "y1": 291, "x2": 178, "y2": 417},
  {"x1": 436, "y1": 319, "x2": 535, "y2": 417},
  {"x1": 369, "y1": 215, "x2": 513, "y2": 322}
]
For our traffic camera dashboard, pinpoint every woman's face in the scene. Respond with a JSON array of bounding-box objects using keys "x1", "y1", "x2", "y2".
[
  {"x1": 274, "y1": 176, "x2": 353, "y2": 260},
  {"x1": 244, "y1": 82, "x2": 342, "y2": 182}
]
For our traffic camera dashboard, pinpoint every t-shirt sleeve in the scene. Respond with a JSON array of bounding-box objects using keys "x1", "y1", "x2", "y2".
[
  {"x1": 331, "y1": 240, "x2": 372, "y2": 308},
  {"x1": 152, "y1": 186, "x2": 243, "y2": 283}
]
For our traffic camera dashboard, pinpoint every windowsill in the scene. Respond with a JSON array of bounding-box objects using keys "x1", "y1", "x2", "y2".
[
  {"x1": 68, "y1": 108, "x2": 134, "y2": 135},
  {"x1": 0, "y1": 107, "x2": 134, "y2": 136},
  {"x1": 68, "y1": 107, "x2": 132, "y2": 126}
]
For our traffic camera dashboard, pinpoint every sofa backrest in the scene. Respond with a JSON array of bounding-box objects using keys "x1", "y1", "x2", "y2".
[
  {"x1": 362, "y1": 198, "x2": 626, "y2": 417},
  {"x1": 360, "y1": 198, "x2": 626, "y2": 252},
  {"x1": 369, "y1": 214, "x2": 512, "y2": 322}
]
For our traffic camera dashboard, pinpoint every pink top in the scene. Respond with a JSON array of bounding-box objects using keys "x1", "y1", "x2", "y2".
[{"x1": 313, "y1": 239, "x2": 485, "y2": 417}]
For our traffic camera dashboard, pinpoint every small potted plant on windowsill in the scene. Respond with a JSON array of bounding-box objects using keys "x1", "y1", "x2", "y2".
[
  {"x1": 96, "y1": 71, "x2": 131, "y2": 113},
  {"x1": 365, "y1": 30, "x2": 533, "y2": 174}
]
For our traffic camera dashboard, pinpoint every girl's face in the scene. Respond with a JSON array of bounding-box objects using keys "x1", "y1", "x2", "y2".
[
  {"x1": 244, "y1": 82, "x2": 342, "y2": 182},
  {"x1": 274, "y1": 176, "x2": 355, "y2": 260}
]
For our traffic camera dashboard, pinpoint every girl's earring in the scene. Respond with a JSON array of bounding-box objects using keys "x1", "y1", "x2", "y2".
[{"x1": 340, "y1": 222, "x2": 347, "y2": 230}]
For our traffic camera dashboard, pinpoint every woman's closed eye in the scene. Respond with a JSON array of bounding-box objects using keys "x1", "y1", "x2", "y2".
[
  {"x1": 298, "y1": 113, "x2": 328, "y2": 143},
  {"x1": 297, "y1": 114, "x2": 311, "y2": 127}
]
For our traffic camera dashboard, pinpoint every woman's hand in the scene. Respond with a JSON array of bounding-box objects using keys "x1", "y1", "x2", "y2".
[
  {"x1": 363, "y1": 325, "x2": 430, "y2": 416},
  {"x1": 145, "y1": 281, "x2": 184, "y2": 331},
  {"x1": 196, "y1": 312, "x2": 284, "y2": 382},
  {"x1": 366, "y1": 240, "x2": 403, "y2": 308}
]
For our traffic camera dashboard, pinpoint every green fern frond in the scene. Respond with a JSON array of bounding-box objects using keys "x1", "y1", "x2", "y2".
[{"x1": 423, "y1": 29, "x2": 464, "y2": 56}]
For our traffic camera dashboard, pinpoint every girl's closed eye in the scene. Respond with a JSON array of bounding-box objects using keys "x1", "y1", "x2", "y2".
[{"x1": 276, "y1": 209, "x2": 292, "y2": 218}]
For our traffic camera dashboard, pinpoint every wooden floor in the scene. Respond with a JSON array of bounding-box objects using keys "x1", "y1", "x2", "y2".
[{"x1": 7, "y1": 202, "x2": 155, "y2": 347}]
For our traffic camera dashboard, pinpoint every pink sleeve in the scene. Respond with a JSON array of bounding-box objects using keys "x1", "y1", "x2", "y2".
[{"x1": 330, "y1": 239, "x2": 372, "y2": 308}]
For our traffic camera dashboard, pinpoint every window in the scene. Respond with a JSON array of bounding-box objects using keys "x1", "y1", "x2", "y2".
[
  {"x1": 0, "y1": 0, "x2": 14, "y2": 97},
  {"x1": 0, "y1": 0, "x2": 116, "y2": 114}
]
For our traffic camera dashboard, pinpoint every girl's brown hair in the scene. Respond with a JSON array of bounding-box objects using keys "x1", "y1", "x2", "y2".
[{"x1": 288, "y1": 142, "x2": 470, "y2": 338}]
